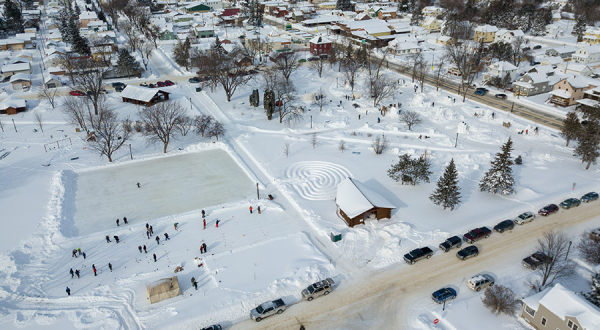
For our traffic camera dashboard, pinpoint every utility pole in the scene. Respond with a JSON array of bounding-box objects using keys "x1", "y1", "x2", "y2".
[
  {"x1": 256, "y1": 183, "x2": 259, "y2": 199},
  {"x1": 12, "y1": 119, "x2": 17, "y2": 132},
  {"x1": 129, "y1": 144, "x2": 133, "y2": 160},
  {"x1": 454, "y1": 133, "x2": 458, "y2": 148},
  {"x1": 311, "y1": 115, "x2": 312, "y2": 129}
]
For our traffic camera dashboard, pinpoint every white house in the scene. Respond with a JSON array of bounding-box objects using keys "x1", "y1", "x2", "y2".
[
  {"x1": 572, "y1": 45, "x2": 600, "y2": 64},
  {"x1": 388, "y1": 38, "x2": 421, "y2": 55},
  {"x1": 494, "y1": 29, "x2": 525, "y2": 43},
  {"x1": 484, "y1": 61, "x2": 518, "y2": 82},
  {"x1": 557, "y1": 63, "x2": 593, "y2": 77},
  {"x1": 422, "y1": 6, "x2": 442, "y2": 17},
  {"x1": 546, "y1": 23, "x2": 565, "y2": 37}
]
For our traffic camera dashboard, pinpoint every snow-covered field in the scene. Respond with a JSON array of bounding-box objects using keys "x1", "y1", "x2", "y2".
[{"x1": 2, "y1": 15, "x2": 600, "y2": 330}]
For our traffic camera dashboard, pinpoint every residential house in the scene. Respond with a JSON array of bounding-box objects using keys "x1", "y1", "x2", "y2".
[
  {"x1": 422, "y1": 6, "x2": 442, "y2": 17},
  {"x1": 79, "y1": 11, "x2": 98, "y2": 28},
  {"x1": 309, "y1": 35, "x2": 332, "y2": 55},
  {"x1": 494, "y1": 29, "x2": 525, "y2": 43},
  {"x1": 0, "y1": 96, "x2": 26, "y2": 115},
  {"x1": 578, "y1": 86, "x2": 600, "y2": 110},
  {"x1": 474, "y1": 25, "x2": 499, "y2": 43},
  {"x1": 546, "y1": 23, "x2": 565, "y2": 37},
  {"x1": 557, "y1": 63, "x2": 593, "y2": 77},
  {"x1": 541, "y1": 56, "x2": 564, "y2": 67},
  {"x1": 420, "y1": 17, "x2": 440, "y2": 32},
  {"x1": 10, "y1": 73, "x2": 32, "y2": 90},
  {"x1": 572, "y1": 45, "x2": 600, "y2": 64},
  {"x1": 513, "y1": 73, "x2": 554, "y2": 96},
  {"x1": 184, "y1": 2, "x2": 211, "y2": 13},
  {"x1": 273, "y1": 6, "x2": 289, "y2": 18},
  {"x1": 44, "y1": 74, "x2": 62, "y2": 89},
  {"x1": 354, "y1": 12, "x2": 371, "y2": 21},
  {"x1": 583, "y1": 28, "x2": 600, "y2": 44},
  {"x1": 545, "y1": 45, "x2": 577, "y2": 59},
  {"x1": 484, "y1": 61, "x2": 518, "y2": 82},
  {"x1": 216, "y1": 8, "x2": 240, "y2": 25},
  {"x1": 235, "y1": 55, "x2": 252, "y2": 67},
  {"x1": 16, "y1": 33, "x2": 36, "y2": 44},
  {"x1": 264, "y1": 2, "x2": 288, "y2": 15},
  {"x1": 336, "y1": 19, "x2": 395, "y2": 48},
  {"x1": 1, "y1": 62, "x2": 31, "y2": 76},
  {"x1": 91, "y1": 43, "x2": 116, "y2": 61},
  {"x1": 0, "y1": 39, "x2": 26, "y2": 51},
  {"x1": 199, "y1": 0, "x2": 223, "y2": 10},
  {"x1": 436, "y1": 36, "x2": 454, "y2": 46},
  {"x1": 521, "y1": 283, "x2": 600, "y2": 330},
  {"x1": 387, "y1": 38, "x2": 420, "y2": 55},
  {"x1": 120, "y1": 85, "x2": 170, "y2": 107},
  {"x1": 528, "y1": 65, "x2": 556, "y2": 76},
  {"x1": 550, "y1": 76, "x2": 594, "y2": 106},
  {"x1": 377, "y1": 8, "x2": 396, "y2": 20},
  {"x1": 194, "y1": 26, "x2": 214, "y2": 38},
  {"x1": 173, "y1": 14, "x2": 195, "y2": 23},
  {"x1": 93, "y1": 31, "x2": 117, "y2": 43},
  {"x1": 317, "y1": 1, "x2": 337, "y2": 10},
  {"x1": 85, "y1": 20, "x2": 109, "y2": 32},
  {"x1": 335, "y1": 177, "x2": 396, "y2": 228}
]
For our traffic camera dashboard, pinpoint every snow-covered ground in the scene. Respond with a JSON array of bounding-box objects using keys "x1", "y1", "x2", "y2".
[{"x1": 2, "y1": 14, "x2": 600, "y2": 330}]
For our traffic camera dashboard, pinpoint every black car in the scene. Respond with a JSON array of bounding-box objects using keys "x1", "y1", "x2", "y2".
[
  {"x1": 494, "y1": 219, "x2": 515, "y2": 233},
  {"x1": 495, "y1": 93, "x2": 507, "y2": 99},
  {"x1": 456, "y1": 245, "x2": 479, "y2": 260},
  {"x1": 533, "y1": 45, "x2": 542, "y2": 49},
  {"x1": 522, "y1": 252, "x2": 551, "y2": 269},
  {"x1": 112, "y1": 82, "x2": 125, "y2": 88},
  {"x1": 201, "y1": 325, "x2": 222, "y2": 330}
]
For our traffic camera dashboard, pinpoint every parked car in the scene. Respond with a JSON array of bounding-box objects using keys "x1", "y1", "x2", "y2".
[
  {"x1": 165, "y1": 80, "x2": 175, "y2": 86},
  {"x1": 582, "y1": 192, "x2": 599, "y2": 203},
  {"x1": 560, "y1": 198, "x2": 581, "y2": 209},
  {"x1": 494, "y1": 219, "x2": 515, "y2": 233},
  {"x1": 467, "y1": 274, "x2": 495, "y2": 292},
  {"x1": 115, "y1": 85, "x2": 126, "y2": 92},
  {"x1": 533, "y1": 45, "x2": 542, "y2": 49},
  {"x1": 139, "y1": 82, "x2": 149, "y2": 87},
  {"x1": 431, "y1": 288, "x2": 457, "y2": 304},
  {"x1": 538, "y1": 204, "x2": 559, "y2": 216},
  {"x1": 156, "y1": 81, "x2": 166, "y2": 87},
  {"x1": 474, "y1": 89, "x2": 486, "y2": 96},
  {"x1": 463, "y1": 227, "x2": 492, "y2": 243},
  {"x1": 495, "y1": 93, "x2": 507, "y2": 99},
  {"x1": 149, "y1": 83, "x2": 157, "y2": 88},
  {"x1": 189, "y1": 77, "x2": 200, "y2": 83},
  {"x1": 514, "y1": 211, "x2": 535, "y2": 225},
  {"x1": 439, "y1": 236, "x2": 462, "y2": 252},
  {"x1": 522, "y1": 252, "x2": 551, "y2": 269},
  {"x1": 404, "y1": 247, "x2": 434, "y2": 264},
  {"x1": 301, "y1": 278, "x2": 334, "y2": 301},
  {"x1": 250, "y1": 299, "x2": 286, "y2": 322},
  {"x1": 456, "y1": 245, "x2": 479, "y2": 260},
  {"x1": 201, "y1": 325, "x2": 222, "y2": 330},
  {"x1": 112, "y1": 82, "x2": 125, "y2": 88},
  {"x1": 69, "y1": 91, "x2": 85, "y2": 96}
]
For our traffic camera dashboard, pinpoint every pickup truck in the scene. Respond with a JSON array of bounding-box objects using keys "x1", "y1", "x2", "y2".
[
  {"x1": 404, "y1": 247, "x2": 434, "y2": 264},
  {"x1": 463, "y1": 227, "x2": 492, "y2": 244},
  {"x1": 302, "y1": 278, "x2": 334, "y2": 301},
  {"x1": 522, "y1": 252, "x2": 551, "y2": 270},
  {"x1": 439, "y1": 236, "x2": 462, "y2": 252},
  {"x1": 250, "y1": 299, "x2": 286, "y2": 322}
]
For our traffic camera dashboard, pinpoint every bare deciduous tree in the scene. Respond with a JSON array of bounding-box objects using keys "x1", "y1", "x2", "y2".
[
  {"x1": 434, "y1": 56, "x2": 447, "y2": 91},
  {"x1": 400, "y1": 110, "x2": 423, "y2": 130},
  {"x1": 341, "y1": 59, "x2": 361, "y2": 92},
  {"x1": 100, "y1": 0, "x2": 127, "y2": 32},
  {"x1": 530, "y1": 230, "x2": 576, "y2": 290},
  {"x1": 311, "y1": 56, "x2": 327, "y2": 78},
  {"x1": 138, "y1": 101, "x2": 187, "y2": 153},
  {"x1": 482, "y1": 285, "x2": 519, "y2": 315},
  {"x1": 66, "y1": 57, "x2": 109, "y2": 115},
  {"x1": 313, "y1": 87, "x2": 327, "y2": 111},
  {"x1": 139, "y1": 41, "x2": 154, "y2": 70},
  {"x1": 197, "y1": 46, "x2": 252, "y2": 102},
  {"x1": 38, "y1": 85, "x2": 59, "y2": 108},
  {"x1": 176, "y1": 115, "x2": 194, "y2": 137},
  {"x1": 207, "y1": 121, "x2": 226, "y2": 141},
  {"x1": 89, "y1": 105, "x2": 130, "y2": 162},
  {"x1": 61, "y1": 97, "x2": 89, "y2": 131},
  {"x1": 405, "y1": 52, "x2": 424, "y2": 83},
  {"x1": 194, "y1": 114, "x2": 214, "y2": 137},
  {"x1": 372, "y1": 135, "x2": 389, "y2": 155},
  {"x1": 510, "y1": 36, "x2": 532, "y2": 67},
  {"x1": 272, "y1": 52, "x2": 299, "y2": 84},
  {"x1": 445, "y1": 42, "x2": 485, "y2": 102},
  {"x1": 33, "y1": 111, "x2": 44, "y2": 132},
  {"x1": 275, "y1": 80, "x2": 301, "y2": 124},
  {"x1": 339, "y1": 139, "x2": 346, "y2": 153},
  {"x1": 367, "y1": 72, "x2": 396, "y2": 107},
  {"x1": 577, "y1": 230, "x2": 600, "y2": 264},
  {"x1": 283, "y1": 142, "x2": 290, "y2": 158}
]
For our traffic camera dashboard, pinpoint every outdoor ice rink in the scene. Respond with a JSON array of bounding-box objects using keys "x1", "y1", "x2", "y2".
[{"x1": 72, "y1": 149, "x2": 255, "y2": 236}]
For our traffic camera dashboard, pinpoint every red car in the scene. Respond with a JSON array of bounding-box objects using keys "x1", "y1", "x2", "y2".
[
  {"x1": 149, "y1": 83, "x2": 157, "y2": 88},
  {"x1": 156, "y1": 81, "x2": 166, "y2": 87},
  {"x1": 164, "y1": 80, "x2": 174, "y2": 86},
  {"x1": 538, "y1": 204, "x2": 559, "y2": 216},
  {"x1": 69, "y1": 91, "x2": 85, "y2": 96}
]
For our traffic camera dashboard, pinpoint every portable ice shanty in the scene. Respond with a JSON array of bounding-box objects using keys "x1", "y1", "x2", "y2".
[{"x1": 146, "y1": 276, "x2": 181, "y2": 304}]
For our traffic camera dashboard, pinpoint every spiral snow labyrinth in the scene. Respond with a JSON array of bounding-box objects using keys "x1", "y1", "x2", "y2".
[{"x1": 284, "y1": 161, "x2": 352, "y2": 200}]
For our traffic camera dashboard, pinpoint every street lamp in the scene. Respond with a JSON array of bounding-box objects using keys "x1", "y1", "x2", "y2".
[{"x1": 565, "y1": 240, "x2": 572, "y2": 260}]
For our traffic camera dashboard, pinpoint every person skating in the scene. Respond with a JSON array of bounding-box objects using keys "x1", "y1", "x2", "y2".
[
  {"x1": 70, "y1": 268, "x2": 74, "y2": 279},
  {"x1": 123, "y1": 217, "x2": 128, "y2": 224},
  {"x1": 77, "y1": 248, "x2": 82, "y2": 255},
  {"x1": 75, "y1": 269, "x2": 80, "y2": 279},
  {"x1": 138, "y1": 245, "x2": 142, "y2": 253},
  {"x1": 106, "y1": 235, "x2": 111, "y2": 243},
  {"x1": 174, "y1": 223, "x2": 178, "y2": 230},
  {"x1": 108, "y1": 263, "x2": 112, "y2": 272},
  {"x1": 137, "y1": 182, "x2": 141, "y2": 188},
  {"x1": 153, "y1": 253, "x2": 157, "y2": 262},
  {"x1": 258, "y1": 206, "x2": 261, "y2": 214},
  {"x1": 82, "y1": 252, "x2": 86, "y2": 259},
  {"x1": 249, "y1": 206, "x2": 253, "y2": 214},
  {"x1": 116, "y1": 219, "x2": 120, "y2": 226},
  {"x1": 143, "y1": 245, "x2": 147, "y2": 253},
  {"x1": 146, "y1": 229, "x2": 150, "y2": 239},
  {"x1": 202, "y1": 242, "x2": 207, "y2": 253},
  {"x1": 146, "y1": 223, "x2": 149, "y2": 230},
  {"x1": 92, "y1": 264, "x2": 97, "y2": 276},
  {"x1": 201, "y1": 210, "x2": 205, "y2": 218},
  {"x1": 72, "y1": 249, "x2": 77, "y2": 258},
  {"x1": 164, "y1": 233, "x2": 170, "y2": 240},
  {"x1": 149, "y1": 226, "x2": 153, "y2": 235},
  {"x1": 216, "y1": 219, "x2": 220, "y2": 228},
  {"x1": 155, "y1": 236, "x2": 160, "y2": 245},
  {"x1": 114, "y1": 235, "x2": 120, "y2": 243},
  {"x1": 203, "y1": 219, "x2": 206, "y2": 230},
  {"x1": 66, "y1": 287, "x2": 71, "y2": 296},
  {"x1": 191, "y1": 277, "x2": 198, "y2": 290},
  {"x1": 200, "y1": 244, "x2": 204, "y2": 254}
]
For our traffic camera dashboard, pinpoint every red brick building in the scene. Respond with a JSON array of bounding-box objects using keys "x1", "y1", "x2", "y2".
[{"x1": 309, "y1": 35, "x2": 332, "y2": 55}]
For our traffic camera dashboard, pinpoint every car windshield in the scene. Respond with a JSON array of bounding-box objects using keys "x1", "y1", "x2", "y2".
[
  {"x1": 256, "y1": 305, "x2": 264, "y2": 314},
  {"x1": 307, "y1": 285, "x2": 315, "y2": 294},
  {"x1": 468, "y1": 231, "x2": 475, "y2": 236}
]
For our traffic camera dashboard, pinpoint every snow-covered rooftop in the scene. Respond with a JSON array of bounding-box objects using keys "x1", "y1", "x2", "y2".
[
  {"x1": 336, "y1": 178, "x2": 395, "y2": 218},
  {"x1": 119, "y1": 85, "x2": 168, "y2": 103}
]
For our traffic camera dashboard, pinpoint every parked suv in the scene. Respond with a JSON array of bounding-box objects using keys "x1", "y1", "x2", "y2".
[
  {"x1": 467, "y1": 274, "x2": 495, "y2": 292},
  {"x1": 456, "y1": 245, "x2": 479, "y2": 260},
  {"x1": 538, "y1": 204, "x2": 559, "y2": 216},
  {"x1": 582, "y1": 192, "x2": 599, "y2": 203},
  {"x1": 431, "y1": 287, "x2": 457, "y2": 304},
  {"x1": 494, "y1": 219, "x2": 515, "y2": 233},
  {"x1": 514, "y1": 211, "x2": 535, "y2": 225},
  {"x1": 301, "y1": 278, "x2": 334, "y2": 301},
  {"x1": 560, "y1": 198, "x2": 581, "y2": 209}
]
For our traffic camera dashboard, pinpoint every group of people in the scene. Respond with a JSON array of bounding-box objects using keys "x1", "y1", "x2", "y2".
[
  {"x1": 116, "y1": 217, "x2": 128, "y2": 226},
  {"x1": 71, "y1": 248, "x2": 86, "y2": 259}
]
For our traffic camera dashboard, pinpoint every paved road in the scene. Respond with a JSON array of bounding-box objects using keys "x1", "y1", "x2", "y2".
[{"x1": 230, "y1": 202, "x2": 600, "y2": 330}]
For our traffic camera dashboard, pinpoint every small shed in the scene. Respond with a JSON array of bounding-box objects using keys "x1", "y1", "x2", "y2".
[
  {"x1": 335, "y1": 178, "x2": 396, "y2": 227},
  {"x1": 146, "y1": 276, "x2": 181, "y2": 304},
  {"x1": 0, "y1": 96, "x2": 26, "y2": 115},
  {"x1": 44, "y1": 74, "x2": 62, "y2": 88},
  {"x1": 120, "y1": 85, "x2": 170, "y2": 107},
  {"x1": 10, "y1": 73, "x2": 32, "y2": 90}
]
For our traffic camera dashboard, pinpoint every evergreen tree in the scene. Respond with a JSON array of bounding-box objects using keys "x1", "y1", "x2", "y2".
[
  {"x1": 98, "y1": 11, "x2": 106, "y2": 22},
  {"x1": 336, "y1": 0, "x2": 353, "y2": 11},
  {"x1": 388, "y1": 154, "x2": 414, "y2": 185},
  {"x1": 74, "y1": 3, "x2": 81, "y2": 16},
  {"x1": 430, "y1": 159, "x2": 461, "y2": 210},
  {"x1": 574, "y1": 120, "x2": 600, "y2": 170},
  {"x1": 72, "y1": 34, "x2": 91, "y2": 55},
  {"x1": 409, "y1": 0, "x2": 423, "y2": 27},
  {"x1": 211, "y1": 35, "x2": 225, "y2": 56},
  {"x1": 65, "y1": 16, "x2": 79, "y2": 43},
  {"x1": 560, "y1": 111, "x2": 581, "y2": 147},
  {"x1": 4, "y1": 0, "x2": 24, "y2": 33},
  {"x1": 398, "y1": 0, "x2": 409, "y2": 13},
  {"x1": 116, "y1": 49, "x2": 138, "y2": 78},
  {"x1": 583, "y1": 272, "x2": 600, "y2": 307},
  {"x1": 573, "y1": 14, "x2": 587, "y2": 43},
  {"x1": 173, "y1": 38, "x2": 191, "y2": 70},
  {"x1": 530, "y1": 15, "x2": 547, "y2": 36},
  {"x1": 412, "y1": 154, "x2": 432, "y2": 186},
  {"x1": 479, "y1": 137, "x2": 516, "y2": 195}
]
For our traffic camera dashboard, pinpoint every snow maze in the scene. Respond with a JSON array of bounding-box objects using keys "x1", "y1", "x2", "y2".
[{"x1": 284, "y1": 161, "x2": 352, "y2": 200}]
